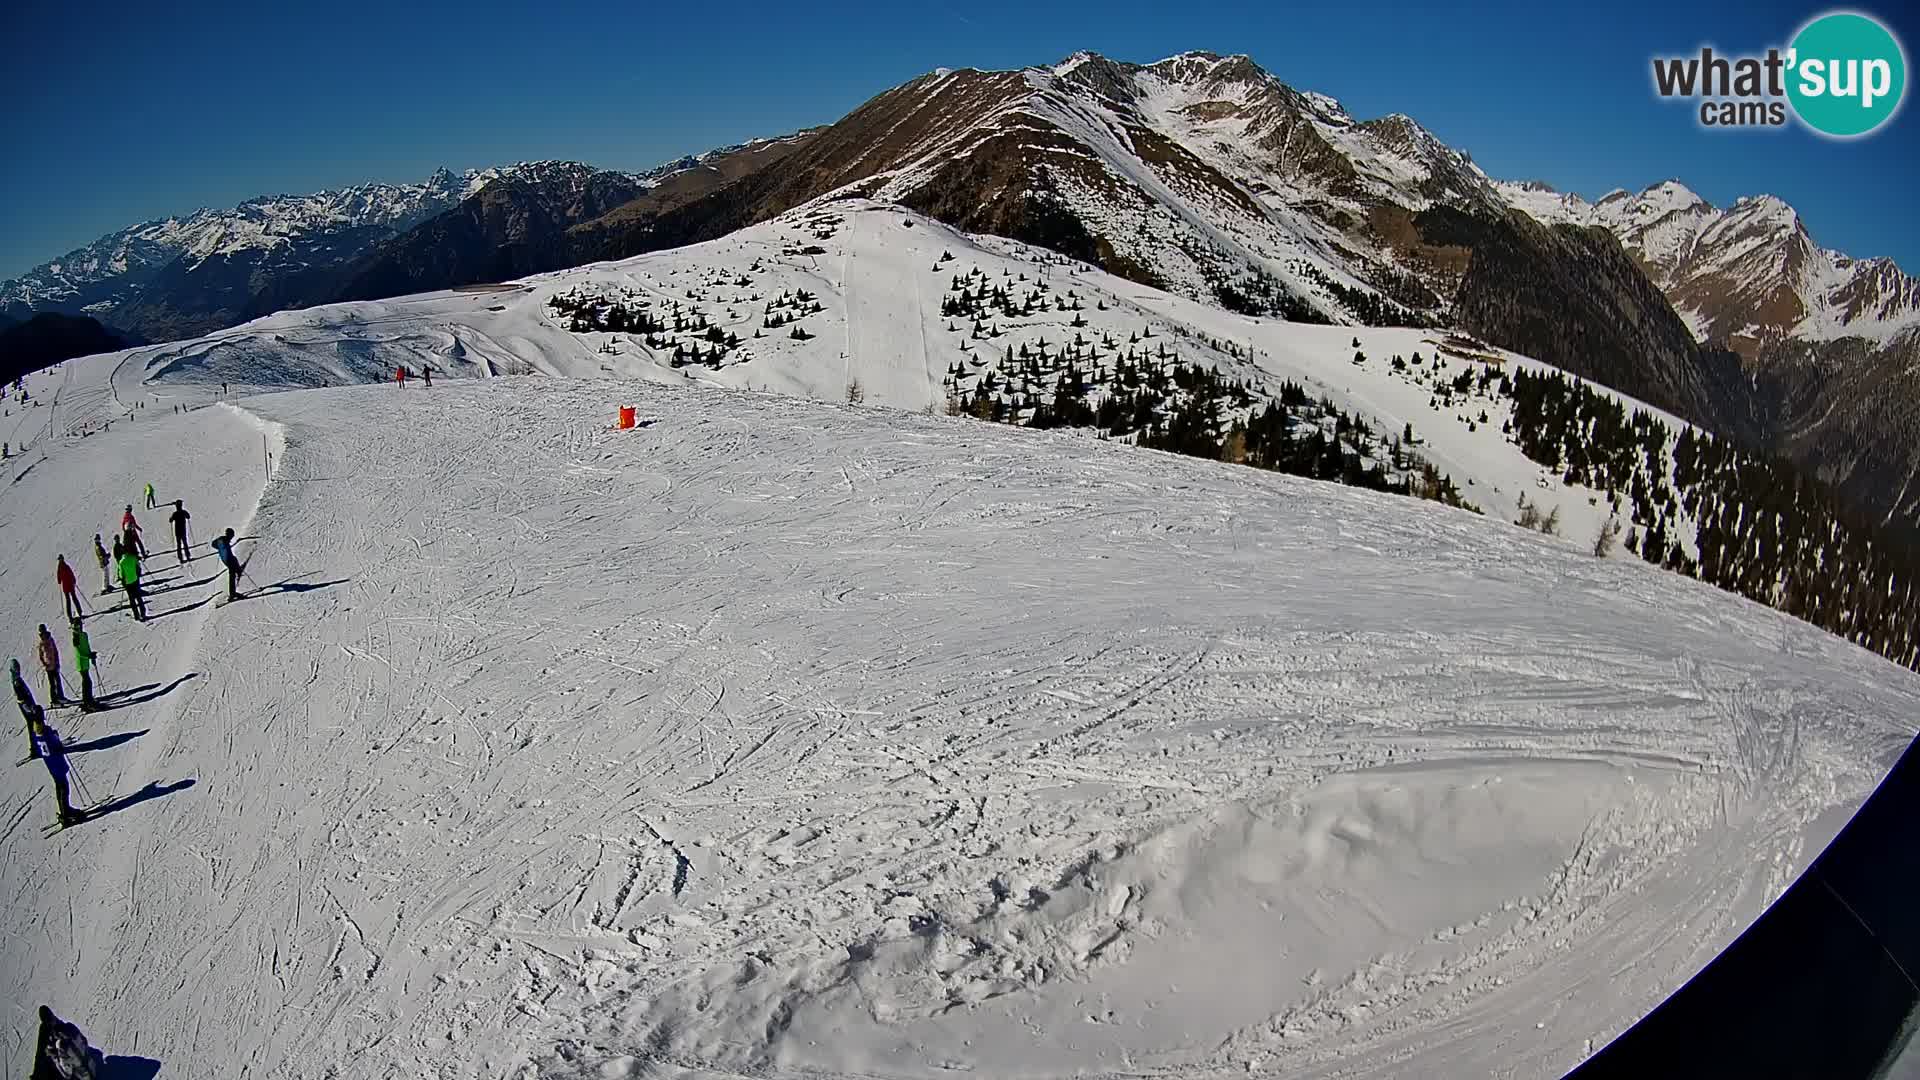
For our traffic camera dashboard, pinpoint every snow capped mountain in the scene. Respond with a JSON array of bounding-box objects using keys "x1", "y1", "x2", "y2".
[
  {"x1": 1494, "y1": 178, "x2": 1920, "y2": 536},
  {"x1": 11, "y1": 48, "x2": 1920, "y2": 537},
  {"x1": 0, "y1": 161, "x2": 662, "y2": 341},
  {"x1": 7, "y1": 166, "x2": 479, "y2": 310},
  {"x1": 563, "y1": 50, "x2": 1739, "y2": 462},
  {"x1": 1491, "y1": 179, "x2": 1590, "y2": 227},
  {"x1": 609, "y1": 50, "x2": 1516, "y2": 331},
  {"x1": 1496, "y1": 178, "x2": 1920, "y2": 350}
]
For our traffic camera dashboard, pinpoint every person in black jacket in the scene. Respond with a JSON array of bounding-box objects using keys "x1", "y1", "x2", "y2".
[
  {"x1": 169, "y1": 500, "x2": 192, "y2": 563},
  {"x1": 12, "y1": 658, "x2": 46, "y2": 762},
  {"x1": 211, "y1": 528, "x2": 244, "y2": 601}
]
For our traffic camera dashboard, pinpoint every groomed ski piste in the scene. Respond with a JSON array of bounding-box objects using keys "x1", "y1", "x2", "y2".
[{"x1": 2, "y1": 201, "x2": 1918, "y2": 1079}]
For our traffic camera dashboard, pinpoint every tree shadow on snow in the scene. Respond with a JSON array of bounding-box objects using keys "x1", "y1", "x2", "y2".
[
  {"x1": 92, "y1": 673, "x2": 197, "y2": 712},
  {"x1": 64, "y1": 729, "x2": 147, "y2": 754}
]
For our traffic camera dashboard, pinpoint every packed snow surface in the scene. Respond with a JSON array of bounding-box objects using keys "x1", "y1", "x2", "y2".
[
  {"x1": 2, "y1": 359, "x2": 1915, "y2": 1079},
  {"x1": 2, "y1": 201, "x2": 1918, "y2": 1077}
]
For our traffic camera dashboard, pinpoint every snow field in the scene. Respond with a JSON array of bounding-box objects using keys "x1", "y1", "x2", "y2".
[{"x1": 2, "y1": 368, "x2": 1915, "y2": 1079}]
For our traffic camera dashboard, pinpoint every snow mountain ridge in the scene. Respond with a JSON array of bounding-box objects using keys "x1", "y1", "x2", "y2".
[
  {"x1": 0, "y1": 157, "x2": 721, "y2": 333},
  {"x1": 834, "y1": 49, "x2": 1503, "y2": 326},
  {"x1": 7, "y1": 164, "x2": 518, "y2": 309},
  {"x1": 9, "y1": 49, "x2": 1920, "y2": 537},
  {"x1": 1494, "y1": 177, "x2": 1920, "y2": 351},
  {"x1": 842, "y1": 50, "x2": 1916, "y2": 354},
  {"x1": 610, "y1": 48, "x2": 1913, "y2": 551},
  {"x1": 9, "y1": 198, "x2": 1719, "y2": 561},
  {"x1": 10, "y1": 50, "x2": 1912, "y2": 358}
]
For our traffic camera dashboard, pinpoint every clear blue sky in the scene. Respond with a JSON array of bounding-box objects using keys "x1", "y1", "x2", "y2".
[{"x1": 3, "y1": 0, "x2": 1916, "y2": 280}]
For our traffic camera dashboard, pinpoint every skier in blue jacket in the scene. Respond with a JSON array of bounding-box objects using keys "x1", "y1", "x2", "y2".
[
  {"x1": 211, "y1": 528, "x2": 243, "y2": 601},
  {"x1": 35, "y1": 720, "x2": 81, "y2": 827}
]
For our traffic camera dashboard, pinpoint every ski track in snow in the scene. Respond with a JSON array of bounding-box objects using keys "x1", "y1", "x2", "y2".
[{"x1": 1, "y1": 215, "x2": 1918, "y2": 1079}]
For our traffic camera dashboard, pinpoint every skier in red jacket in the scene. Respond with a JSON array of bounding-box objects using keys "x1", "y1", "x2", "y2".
[
  {"x1": 396, "y1": 366, "x2": 408, "y2": 388},
  {"x1": 55, "y1": 555, "x2": 81, "y2": 621},
  {"x1": 120, "y1": 505, "x2": 148, "y2": 559}
]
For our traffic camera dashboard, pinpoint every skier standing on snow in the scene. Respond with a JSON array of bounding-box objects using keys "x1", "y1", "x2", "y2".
[
  {"x1": 118, "y1": 545, "x2": 147, "y2": 622},
  {"x1": 144, "y1": 482, "x2": 157, "y2": 509},
  {"x1": 55, "y1": 555, "x2": 83, "y2": 621},
  {"x1": 93, "y1": 534, "x2": 113, "y2": 594},
  {"x1": 12, "y1": 659, "x2": 45, "y2": 761},
  {"x1": 211, "y1": 528, "x2": 244, "y2": 601},
  {"x1": 35, "y1": 624, "x2": 65, "y2": 706},
  {"x1": 69, "y1": 620, "x2": 98, "y2": 713},
  {"x1": 121, "y1": 505, "x2": 148, "y2": 559},
  {"x1": 422, "y1": 365, "x2": 432, "y2": 388},
  {"x1": 396, "y1": 366, "x2": 408, "y2": 388},
  {"x1": 169, "y1": 500, "x2": 192, "y2": 563},
  {"x1": 35, "y1": 721, "x2": 81, "y2": 827}
]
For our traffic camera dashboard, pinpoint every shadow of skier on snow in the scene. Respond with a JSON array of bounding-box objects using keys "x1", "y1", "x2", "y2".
[
  {"x1": 80, "y1": 778, "x2": 196, "y2": 825},
  {"x1": 146, "y1": 573, "x2": 219, "y2": 597},
  {"x1": 63, "y1": 729, "x2": 147, "y2": 754},
  {"x1": 245, "y1": 576, "x2": 350, "y2": 599},
  {"x1": 101, "y1": 1055, "x2": 162, "y2": 1079},
  {"x1": 90, "y1": 673, "x2": 198, "y2": 712},
  {"x1": 146, "y1": 595, "x2": 213, "y2": 622}
]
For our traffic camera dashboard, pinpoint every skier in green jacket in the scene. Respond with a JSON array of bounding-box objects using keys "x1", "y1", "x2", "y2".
[
  {"x1": 118, "y1": 547, "x2": 146, "y2": 622},
  {"x1": 69, "y1": 620, "x2": 98, "y2": 712}
]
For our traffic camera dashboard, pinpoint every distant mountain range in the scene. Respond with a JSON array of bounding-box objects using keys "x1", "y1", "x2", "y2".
[
  {"x1": 1496, "y1": 179, "x2": 1920, "y2": 352},
  {"x1": 3, "y1": 165, "x2": 505, "y2": 340},
  {"x1": 0, "y1": 146, "x2": 807, "y2": 342},
  {"x1": 5, "y1": 50, "x2": 1917, "y2": 534}
]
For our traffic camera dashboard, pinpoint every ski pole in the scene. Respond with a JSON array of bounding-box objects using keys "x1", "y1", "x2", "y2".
[{"x1": 69, "y1": 760, "x2": 96, "y2": 807}]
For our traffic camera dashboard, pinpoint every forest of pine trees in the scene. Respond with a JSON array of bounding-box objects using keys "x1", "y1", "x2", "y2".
[
  {"x1": 1207, "y1": 265, "x2": 1328, "y2": 324},
  {"x1": 1499, "y1": 367, "x2": 1920, "y2": 672},
  {"x1": 941, "y1": 328, "x2": 1475, "y2": 512},
  {"x1": 545, "y1": 276, "x2": 821, "y2": 372},
  {"x1": 931, "y1": 260, "x2": 1477, "y2": 512}
]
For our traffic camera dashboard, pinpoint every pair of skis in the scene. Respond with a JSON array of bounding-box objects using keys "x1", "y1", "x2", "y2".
[
  {"x1": 212, "y1": 555, "x2": 253, "y2": 606},
  {"x1": 40, "y1": 807, "x2": 96, "y2": 835}
]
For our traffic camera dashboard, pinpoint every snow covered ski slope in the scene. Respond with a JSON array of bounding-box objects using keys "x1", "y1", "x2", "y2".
[
  {"x1": 16, "y1": 198, "x2": 1697, "y2": 549},
  {"x1": 1, "y1": 368, "x2": 1916, "y2": 1078}
]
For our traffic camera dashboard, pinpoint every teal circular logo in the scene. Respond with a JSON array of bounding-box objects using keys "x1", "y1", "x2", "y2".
[{"x1": 1787, "y1": 12, "x2": 1907, "y2": 137}]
